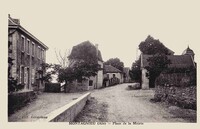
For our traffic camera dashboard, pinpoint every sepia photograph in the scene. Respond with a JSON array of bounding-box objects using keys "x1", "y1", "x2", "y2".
[{"x1": 1, "y1": 0, "x2": 200, "y2": 128}]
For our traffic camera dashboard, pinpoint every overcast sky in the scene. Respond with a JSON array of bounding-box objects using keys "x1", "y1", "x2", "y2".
[{"x1": 5, "y1": 0, "x2": 200, "y2": 67}]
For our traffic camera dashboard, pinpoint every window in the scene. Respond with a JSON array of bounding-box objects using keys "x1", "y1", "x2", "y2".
[
  {"x1": 21, "y1": 52, "x2": 25, "y2": 64},
  {"x1": 32, "y1": 42, "x2": 35, "y2": 56},
  {"x1": 26, "y1": 39, "x2": 30, "y2": 54},
  {"x1": 21, "y1": 35, "x2": 25, "y2": 52},
  {"x1": 113, "y1": 74, "x2": 116, "y2": 78},
  {"x1": 20, "y1": 66, "x2": 25, "y2": 84},
  {"x1": 38, "y1": 46, "x2": 41, "y2": 59},
  {"x1": 31, "y1": 68, "x2": 35, "y2": 83},
  {"x1": 35, "y1": 45, "x2": 37, "y2": 57},
  {"x1": 41, "y1": 49, "x2": 45, "y2": 60},
  {"x1": 89, "y1": 80, "x2": 93, "y2": 86}
]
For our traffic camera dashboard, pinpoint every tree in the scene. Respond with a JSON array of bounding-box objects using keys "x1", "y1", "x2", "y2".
[
  {"x1": 38, "y1": 63, "x2": 61, "y2": 83},
  {"x1": 139, "y1": 35, "x2": 173, "y2": 55},
  {"x1": 54, "y1": 48, "x2": 70, "y2": 68},
  {"x1": 145, "y1": 54, "x2": 171, "y2": 87},
  {"x1": 104, "y1": 58, "x2": 124, "y2": 71},
  {"x1": 57, "y1": 41, "x2": 100, "y2": 92},
  {"x1": 130, "y1": 35, "x2": 172, "y2": 87},
  {"x1": 129, "y1": 58, "x2": 141, "y2": 82}
]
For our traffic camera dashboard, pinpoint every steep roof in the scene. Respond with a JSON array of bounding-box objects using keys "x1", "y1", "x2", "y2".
[
  {"x1": 8, "y1": 15, "x2": 48, "y2": 50},
  {"x1": 141, "y1": 54, "x2": 195, "y2": 68},
  {"x1": 69, "y1": 41, "x2": 103, "y2": 62},
  {"x1": 182, "y1": 46, "x2": 194, "y2": 55},
  {"x1": 104, "y1": 65, "x2": 122, "y2": 73}
]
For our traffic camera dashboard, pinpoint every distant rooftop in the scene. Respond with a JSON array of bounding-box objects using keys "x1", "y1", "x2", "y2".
[{"x1": 104, "y1": 65, "x2": 122, "y2": 73}]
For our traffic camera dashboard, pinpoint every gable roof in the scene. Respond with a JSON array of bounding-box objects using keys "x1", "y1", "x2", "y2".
[
  {"x1": 104, "y1": 65, "x2": 122, "y2": 73},
  {"x1": 8, "y1": 15, "x2": 48, "y2": 50},
  {"x1": 141, "y1": 54, "x2": 195, "y2": 69}
]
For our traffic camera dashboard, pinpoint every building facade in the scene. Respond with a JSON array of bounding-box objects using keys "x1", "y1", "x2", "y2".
[
  {"x1": 8, "y1": 15, "x2": 48, "y2": 91},
  {"x1": 67, "y1": 41, "x2": 104, "y2": 91},
  {"x1": 140, "y1": 46, "x2": 196, "y2": 89},
  {"x1": 103, "y1": 65, "x2": 124, "y2": 87}
]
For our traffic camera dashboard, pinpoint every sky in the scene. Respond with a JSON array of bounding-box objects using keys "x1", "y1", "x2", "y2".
[{"x1": 3, "y1": 0, "x2": 200, "y2": 68}]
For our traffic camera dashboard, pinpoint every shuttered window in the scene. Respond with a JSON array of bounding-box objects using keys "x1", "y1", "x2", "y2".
[{"x1": 32, "y1": 68, "x2": 35, "y2": 83}]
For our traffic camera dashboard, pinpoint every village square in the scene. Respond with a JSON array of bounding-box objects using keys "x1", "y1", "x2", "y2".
[{"x1": 8, "y1": 14, "x2": 197, "y2": 123}]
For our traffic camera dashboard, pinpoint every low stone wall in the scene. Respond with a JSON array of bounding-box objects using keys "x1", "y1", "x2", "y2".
[
  {"x1": 37, "y1": 92, "x2": 91, "y2": 122},
  {"x1": 8, "y1": 90, "x2": 37, "y2": 115},
  {"x1": 154, "y1": 86, "x2": 196, "y2": 110}
]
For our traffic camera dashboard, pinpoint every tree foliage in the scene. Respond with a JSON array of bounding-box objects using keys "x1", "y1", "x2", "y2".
[
  {"x1": 58, "y1": 41, "x2": 99, "y2": 84},
  {"x1": 129, "y1": 58, "x2": 141, "y2": 82},
  {"x1": 145, "y1": 54, "x2": 171, "y2": 87},
  {"x1": 104, "y1": 58, "x2": 124, "y2": 71},
  {"x1": 130, "y1": 35, "x2": 172, "y2": 87},
  {"x1": 139, "y1": 35, "x2": 172, "y2": 55},
  {"x1": 38, "y1": 63, "x2": 61, "y2": 83}
]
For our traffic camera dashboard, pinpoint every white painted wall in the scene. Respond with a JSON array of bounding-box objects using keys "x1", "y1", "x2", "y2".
[{"x1": 141, "y1": 68, "x2": 149, "y2": 89}]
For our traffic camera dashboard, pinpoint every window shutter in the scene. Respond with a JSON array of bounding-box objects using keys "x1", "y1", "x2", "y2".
[
  {"x1": 32, "y1": 68, "x2": 35, "y2": 83},
  {"x1": 19, "y1": 66, "x2": 22, "y2": 83},
  {"x1": 24, "y1": 67, "x2": 27, "y2": 85}
]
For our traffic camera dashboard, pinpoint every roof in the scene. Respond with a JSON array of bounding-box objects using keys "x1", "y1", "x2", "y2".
[
  {"x1": 69, "y1": 41, "x2": 103, "y2": 62},
  {"x1": 8, "y1": 15, "x2": 48, "y2": 50},
  {"x1": 141, "y1": 54, "x2": 195, "y2": 69},
  {"x1": 104, "y1": 65, "x2": 122, "y2": 73},
  {"x1": 182, "y1": 46, "x2": 194, "y2": 55}
]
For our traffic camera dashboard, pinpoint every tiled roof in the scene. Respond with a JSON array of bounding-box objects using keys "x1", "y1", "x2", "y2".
[
  {"x1": 104, "y1": 65, "x2": 122, "y2": 73},
  {"x1": 69, "y1": 41, "x2": 103, "y2": 61},
  {"x1": 141, "y1": 54, "x2": 195, "y2": 68}
]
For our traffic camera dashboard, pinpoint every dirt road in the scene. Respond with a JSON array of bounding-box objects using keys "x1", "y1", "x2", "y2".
[{"x1": 76, "y1": 83, "x2": 196, "y2": 123}]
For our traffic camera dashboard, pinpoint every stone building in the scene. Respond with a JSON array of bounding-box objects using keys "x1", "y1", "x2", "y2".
[
  {"x1": 67, "y1": 41, "x2": 103, "y2": 91},
  {"x1": 103, "y1": 65, "x2": 124, "y2": 87},
  {"x1": 8, "y1": 15, "x2": 48, "y2": 91},
  {"x1": 140, "y1": 46, "x2": 196, "y2": 89}
]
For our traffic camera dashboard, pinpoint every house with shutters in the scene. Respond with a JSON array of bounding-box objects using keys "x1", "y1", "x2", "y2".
[{"x1": 8, "y1": 15, "x2": 48, "y2": 91}]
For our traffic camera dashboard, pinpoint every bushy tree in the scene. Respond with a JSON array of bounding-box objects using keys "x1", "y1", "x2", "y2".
[
  {"x1": 139, "y1": 35, "x2": 172, "y2": 55},
  {"x1": 130, "y1": 35, "x2": 172, "y2": 87},
  {"x1": 145, "y1": 54, "x2": 171, "y2": 87},
  {"x1": 38, "y1": 63, "x2": 61, "y2": 83},
  {"x1": 104, "y1": 58, "x2": 124, "y2": 71},
  {"x1": 129, "y1": 58, "x2": 141, "y2": 82},
  {"x1": 57, "y1": 41, "x2": 100, "y2": 92}
]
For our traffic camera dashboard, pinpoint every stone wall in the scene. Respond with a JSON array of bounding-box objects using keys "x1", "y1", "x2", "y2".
[
  {"x1": 154, "y1": 86, "x2": 196, "y2": 110},
  {"x1": 8, "y1": 90, "x2": 37, "y2": 115},
  {"x1": 36, "y1": 92, "x2": 91, "y2": 122}
]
